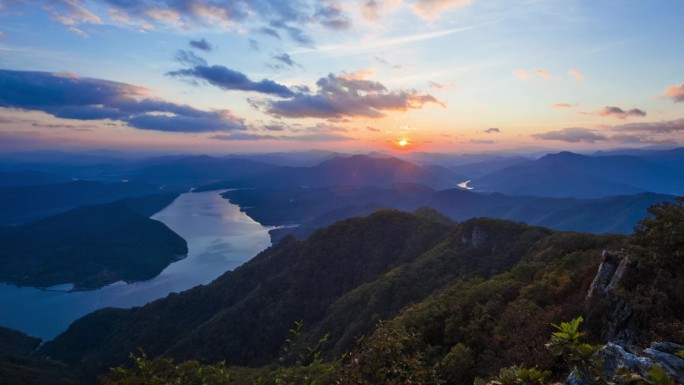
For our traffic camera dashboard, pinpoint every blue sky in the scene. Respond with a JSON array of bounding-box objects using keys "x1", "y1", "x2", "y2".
[{"x1": 0, "y1": 0, "x2": 683, "y2": 153}]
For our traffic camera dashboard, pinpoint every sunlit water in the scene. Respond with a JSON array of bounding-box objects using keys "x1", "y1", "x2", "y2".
[{"x1": 0, "y1": 190, "x2": 272, "y2": 340}]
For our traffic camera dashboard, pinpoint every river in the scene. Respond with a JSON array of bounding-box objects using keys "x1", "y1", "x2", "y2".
[{"x1": 0, "y1": 190, "x2": 272, "y2": 340}]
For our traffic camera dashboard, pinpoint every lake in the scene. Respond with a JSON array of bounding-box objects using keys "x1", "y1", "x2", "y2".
[{"x1": 0, "y1": 190, "x2": 272, "y2": 340}]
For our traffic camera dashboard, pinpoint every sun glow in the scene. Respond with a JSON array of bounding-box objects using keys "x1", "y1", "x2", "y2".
[{"x1": 398, "y1": 139, "x2": 408, "y2": 147}]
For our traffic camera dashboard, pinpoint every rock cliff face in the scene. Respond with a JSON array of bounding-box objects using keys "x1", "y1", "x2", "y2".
[
  {"x1": 576, "y1": 250, "x2": 684, "y2": 384},
  {"x1": 585, "y1": 250, "x2": 636, "y2": 342}
]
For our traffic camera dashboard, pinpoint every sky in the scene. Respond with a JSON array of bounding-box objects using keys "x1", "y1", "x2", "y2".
[{"x1": 0, "y1": 0, "x2": 683, "y2": 154}]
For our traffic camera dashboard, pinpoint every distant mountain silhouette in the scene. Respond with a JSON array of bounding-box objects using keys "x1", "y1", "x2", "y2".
[
  {"x1": 199, "y1": 155, "x2": 453, "y2": 190},
  {"x1": 128, "y1": 155, "x2": 277, "y2": 187},
  {"x1": 221, "y1": 185, "x2": 674, "y2": 238},
  {"x1": 472, "y1": 150, "x2": 684, "y2": 198},
  {"x1": 0, "y1": 180, "x2": 162, "y2": 225},
  {"x1": 0, "y1": 170, "x2": 69, "y2": 187}
]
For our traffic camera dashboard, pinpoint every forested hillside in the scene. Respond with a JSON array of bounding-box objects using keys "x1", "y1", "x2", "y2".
[{"x1": 4, "y1": 198, "x2": 681, "y2": 385}]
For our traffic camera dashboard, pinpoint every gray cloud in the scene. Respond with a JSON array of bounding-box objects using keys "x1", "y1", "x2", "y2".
[
  {"x1": 469, "y1": 139, "x2": 495, "y2": 144},
  {"x1": 361, "y1": 0, "x2": 381, "y2": 21},
  {"x1": 610, "y1": 133, "x2": 680, "y2": 145},
  {"x1": 0, "y1": 69, "x2": 244, "y2": 132},
  {"x1": 210, "y1": 132, "x2": 353, "y2": 141},
  {"x1": 532, "y1": 127, "x2": 608, "y2": 143},
  {"x1": 484, "y1": 127, "x2": 500, "y2": 134},
  {"x1": 272, "y1": 52, "x2": 296, "y2": 67},
  {"x1": 258, "y1": 27, "x2": 281, "y2": 39},
  {"x1": 314, "y1": 1, "x2": 350, "y2": 30},
  {"x1": 167, "y1": 60, "x2": 295, "y2": 97},
  {"x1": 612, "y1": 119, "x2": 684, "y2": 134},
  {"x1": 189, "y1": 38, "x2": 213, "y2": 51},
  {"x1": 261, "y1": 73, "x2": 444, "y2": 119},
  {"x1": 582, "y1": 106, "x2": 647, "y2": 119}
]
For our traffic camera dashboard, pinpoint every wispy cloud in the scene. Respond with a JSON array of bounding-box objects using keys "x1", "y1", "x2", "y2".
[
  {"x1": 532, "y1": 127, "x2": 607, "y2": 143},
  {"x1": 612, "y1": 119, "x2": 684, "y2": 134},
  {"x1": 484, "y1": 127, "x2": 500, "y2": 134},
  {"x1": 33, "y1": 0, "x2": 353, "y2": 45},
  {"x1": 210, "y1": 132, "x2": 354, "y2": 141},
  {"x1": 291, "y1": 21, "x2": 497, "y2": 56},
  {"x1": 410, "y1": 0, "x2": 473, "y2": 20},
  {"x1": 568, "y1": 68, "x2": 584, "y2": 82},
  {"x1": 552, "y1": 103, "x2": 575, "y2": 109},
  {"x1": 513, "y1": 69, "x2": 530, "y2": 79},
  {"x1": 535, "y1": 69, "x2": 552, "y2": 78}
]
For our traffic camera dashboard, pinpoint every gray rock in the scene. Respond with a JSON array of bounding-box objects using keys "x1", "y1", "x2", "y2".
[
  {"x1": 644, "y1": 342, "x2": 684, "y2": 384},
  {"x1": 565, "y1": 341, "x2": 684, "y2": 385}
]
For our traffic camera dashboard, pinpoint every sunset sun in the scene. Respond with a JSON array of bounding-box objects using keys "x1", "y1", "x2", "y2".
[{"x1": 398, "y1": 139, "x2": 408, "y2": 147}]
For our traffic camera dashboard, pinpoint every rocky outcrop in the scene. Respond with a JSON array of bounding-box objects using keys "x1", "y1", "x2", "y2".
[
  {"x1": 586, "y1": 250, "x2": 630, "y2": 302},
  {"x1": 585, "y1": 250, "x2": 637, "y2": 342},
  {"x1": 565, "y1": 341, "x2": 684, "y2": 385}
]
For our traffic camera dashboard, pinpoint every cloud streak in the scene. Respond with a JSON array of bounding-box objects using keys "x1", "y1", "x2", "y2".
[
  {"x1": 532, "y1": 127, "x2": 607, "y2": 143},
  {"x1": 210, "y1": 132, "x2": 354, "y2": 141},
  {"x1": 0, "y1": 69, "x2": 244, "y2": 132}
]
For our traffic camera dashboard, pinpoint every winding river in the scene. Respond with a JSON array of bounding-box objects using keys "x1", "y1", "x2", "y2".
[{"x1": 0, "y1": 190, "x2": 272, "y2": 340}]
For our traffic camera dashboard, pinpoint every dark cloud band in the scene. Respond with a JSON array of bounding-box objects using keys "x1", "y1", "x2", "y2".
[{"x1": 0, "y1": 69, "x2": 244, "y2": 132}]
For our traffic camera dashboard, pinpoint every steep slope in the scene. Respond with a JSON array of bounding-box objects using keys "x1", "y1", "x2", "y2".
[
  {"x1": 43, "y1": 209, "x2": 627, "y2": 379},
  {"x1": 42, "y1": 210, "x2": 455, "y2": 373},
  {"x1": 0, "y1": 326, "x2": 80, "y2": 385},
  {"x1": 0, "y1": 194, "x2": 187, "y2": 289}
]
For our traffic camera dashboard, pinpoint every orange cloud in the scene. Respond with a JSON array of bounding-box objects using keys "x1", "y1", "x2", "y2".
[
  {"x1": 535, "y1": 69, "x2": 552, "y2": 78},
  {"x1": 663, "y1": 84, "x2": 684, "y2": 102},
  {"x1": 410, "y1": 0, "x2": 473, "y2": 20},
  {"x1": 552, "y1": 103, "x2": 575, "y2": 109},
  {"x1": 568, "y1": 68, "x2": 584, "y2": 82},
  {"x1": 513, "y1": 69, "x2": 530, "y2": 79}
]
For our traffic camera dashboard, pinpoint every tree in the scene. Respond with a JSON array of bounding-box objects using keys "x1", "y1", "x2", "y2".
[{"x1": 632, "y1": 197, "x2": 684, "y2": 268}]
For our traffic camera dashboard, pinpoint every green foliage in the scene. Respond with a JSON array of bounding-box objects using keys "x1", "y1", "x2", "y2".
[
  {"x1": 333, "y1": 322, "x2": 441, "y2": 385},
  {"x1": 104, "y1": 351, "x2": 232, "y2": 385},
  {"x1": 632, "y1": 196, "x2": 684, "y2": 269},
  {"x1": 646, "y1": 365, "x2": 676, "y2": 385},
  {"x1": 440, "y1": 343, "x2": 475, "y2": 385},
  {"x1": 475, "y1": 365, "x2": 550, "y2": 385},
  {"x1": 547, "y1": 317, "x2": 597, "y2": 366}
]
